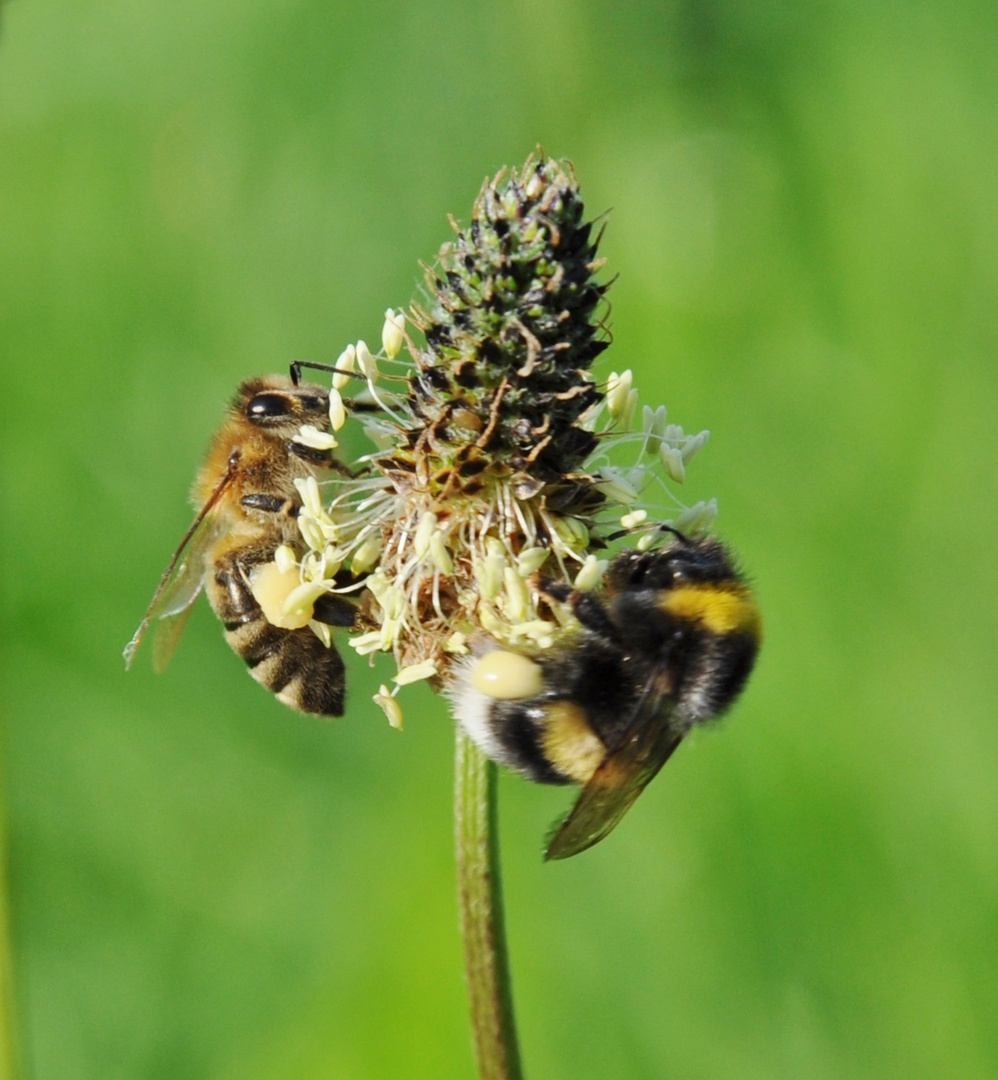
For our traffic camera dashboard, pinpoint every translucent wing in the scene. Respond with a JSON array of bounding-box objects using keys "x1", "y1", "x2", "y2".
[
  {"x1": 123, "y1": 453, "x2": 240, "y2": 672},
  {"x1": 544, "y1": 665, "x2": 684, "y2": 861}
]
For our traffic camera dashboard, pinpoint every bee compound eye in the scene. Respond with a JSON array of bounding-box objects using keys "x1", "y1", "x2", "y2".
[
  {"x1": 471, "y1": 651, "x2": 544, "y2": 700},
  {"x1": 247, "y1": 392, "x2": 292, "y2": 420}
]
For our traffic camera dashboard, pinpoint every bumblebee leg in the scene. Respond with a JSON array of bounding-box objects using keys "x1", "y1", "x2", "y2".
[
  {"x1": 535, "y1": 574, "x2": 622, "y2": 644},
  {"x1": 569, "y1": 592, "x2": 621, "y2": 642}
]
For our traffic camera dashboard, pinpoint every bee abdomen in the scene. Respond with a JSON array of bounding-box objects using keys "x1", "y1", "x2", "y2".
[
  {"x1": 676, "y1": 630, "x2": 759, "y2": 727},
  {"x1": 226, "y1": 618, "x2": 346, "y2": 717}
]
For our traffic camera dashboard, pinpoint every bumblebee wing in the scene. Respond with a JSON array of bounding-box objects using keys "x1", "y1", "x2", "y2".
[
  {"x1": 544, "y1": 666, "x2": 683, "y2": 861},
  {"x1": 123, "y1": 453, "x2": 240, "y2": 672}
]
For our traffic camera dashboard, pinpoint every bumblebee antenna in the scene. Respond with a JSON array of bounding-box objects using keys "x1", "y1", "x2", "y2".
[
  {"x1": 604, "y1": 521, "x2": 692, "y2": 546},
  {"x1": 658, "y1": 523, "x2": 690, "y2": 543}
]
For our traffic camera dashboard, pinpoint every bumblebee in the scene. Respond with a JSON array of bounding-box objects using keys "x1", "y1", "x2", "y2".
[
  {"x1": 450, "y1": 533, "x2": 761, "y2": 859},
  {"x1": 124, "y1": 372, "x2": 358, "y2": 716}
]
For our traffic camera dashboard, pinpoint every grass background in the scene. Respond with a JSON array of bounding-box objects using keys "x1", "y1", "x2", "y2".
[{"x1": 2, "y1": 1, "x2": 997, "y2": 1077}]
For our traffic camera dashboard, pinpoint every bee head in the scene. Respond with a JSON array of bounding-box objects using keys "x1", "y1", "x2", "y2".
[{"x1": 235, "y1": 376, "x2": 330, "y2": 436}]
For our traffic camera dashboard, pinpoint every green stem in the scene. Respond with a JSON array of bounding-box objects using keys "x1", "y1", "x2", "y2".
[
  {"x1": 0, "y1": 766, "x2": 20, "y2": 1080},
  {"x1": 454, "y1": 729, "x2": 524, "y2": 1080}
]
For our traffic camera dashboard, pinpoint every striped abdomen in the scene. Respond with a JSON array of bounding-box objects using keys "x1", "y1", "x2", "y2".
[{"x1": 206, "y1": 539, "x2": 348, "y2": 717}]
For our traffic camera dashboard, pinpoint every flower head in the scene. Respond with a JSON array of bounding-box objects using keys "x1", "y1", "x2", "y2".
[{"x1": 265, "y1": 155, "x2": 717, "y2": 718}]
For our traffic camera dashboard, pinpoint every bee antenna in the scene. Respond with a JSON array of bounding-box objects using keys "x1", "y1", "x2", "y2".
[{"x1": 289, "y1": 360, "x2": 370, "y2": 387}]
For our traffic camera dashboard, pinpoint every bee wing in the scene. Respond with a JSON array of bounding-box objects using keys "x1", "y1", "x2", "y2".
[
  {"x1": 147, "y1": 534, "x2": 212, "y2": 674},
  {"x1": 544, "y1": 666, "x2": 683, "y2": 861},
  {"x1": 123, "y1": 453, "x2": 240, "y2": 672}
]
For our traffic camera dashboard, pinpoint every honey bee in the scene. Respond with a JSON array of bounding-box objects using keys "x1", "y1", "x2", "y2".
[
  {"x1": 450, "y1": 532, "x2": 761, "y2": 859},
  {"x1": 124, "y1": 373, "x2": 359, "y2": 716}
]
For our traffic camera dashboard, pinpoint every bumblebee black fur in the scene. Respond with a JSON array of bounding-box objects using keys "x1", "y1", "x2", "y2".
[{"x1": 451, "y1": 534, "x2": 761, "y2": 787}]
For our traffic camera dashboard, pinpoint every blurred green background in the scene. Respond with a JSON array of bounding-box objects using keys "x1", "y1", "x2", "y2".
[{"x1": 2, "y1": 1, "x2": 997, "y2": 1077}]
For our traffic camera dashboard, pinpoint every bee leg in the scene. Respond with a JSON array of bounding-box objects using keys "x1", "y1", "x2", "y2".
[
  {"x1": 240, "y1": 493, "x2": 294, "y2": 515},
  {"x1": 286, "y1": 441, "x2": 367, "y2": 478},
  {"x1": 211, "y1": 547, "x2": 273, "y2": 627},
  {"x1": 312, "y1": 593, "x2": 356, "y2": 628},
  {"x1": 535, "y1": 575, "x2": 622, "y2": 645},
  {"x1": 569, "y1": 593, "x2": 622, "y2": 643}
]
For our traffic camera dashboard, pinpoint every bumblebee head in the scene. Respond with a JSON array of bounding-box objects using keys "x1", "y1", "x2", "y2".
[{"x1": 605, "y1": 534, "x2": 739, "y2": 595}]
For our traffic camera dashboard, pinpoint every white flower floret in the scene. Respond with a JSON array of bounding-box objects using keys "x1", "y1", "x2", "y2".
[
  {"x1": 429, "y1": 533, "x2": 454, "y2": 574},
  {"x1": 394, "y1": 658, "x2": 438, "y2": 686},
  {"x1": 606, "y1": 370, "x2": 633, "y2": 419},
  {"x1": 364, "y1": 570, "x2": 391, "y2": 604},
  {"x1": 681, "y1": 429, "x2": 710, "y2": 462},
  {"x1": 328, "y1": 388, "x2": 347, "y2": 431},
  {"x1": 297, "y1": 513, "x2": 327, "y2": 553},
  {"x1": 274, "y1": 544, "x2": 298, "y2": 574},
  {"x1": 309, "y1": 620, "x2": 333, "y2": 648},
  {"x1": 382, "y1": 309, "x2": 406, "y2": 359},
  {"x1": 548, "y1": 513, "x2": 589, "y2": 554},
  {"x1": 515, "y1": 546, "x2": 549, "y2": 576},
  {"x1": 594, "y1": 471, "x2": 639, "y2": 505},
  {"x1": 349, "y1": 631, "x2": 386, "y2": 656},
  {"x1": 294, "y1": 476, "x2": 324, "y2": 518},
  {"x1": 619, "y1": 509, "x2": 648, "y2": 530},
  {"x1": 573, "y1": 554, "x2": 606, "y2": 592},
  {"x1": 636, "y1": 532, "x2": 656, "y2": 552},
  {"x1": 332, "y1": 344, "x2": 357, "y2": 390},
  {"x1": 380, "y1": 583, "x2": 406, "y2": 621},
  {"x1": 294, "y1": 424, "x2": 338, "y2": 451},
  {"x1": 356, "y1": 340, "x2": 378, "y2": 380},
  {"x1": 502, "y1": 567, "x2": 530, "y2": 622},
  {"x1": 350, "y1": 533, "x2": 383, "y2": 576},
  {"x1": 444, "y1": 631, "x2": 469, "y2": 655},
  {"x1": 660, "y1": 445, "x2": 686, "y2": 484},
  {"x1": 676, "y1": 498, "x2": 718, "y2": 534},
  {"x1": 414, "y1": 512, "x2": 438, "y2": 559},
  {"x1": 663, "y1": 423, "x2": 685, "y2": 444},
  {"x1": 476, "y1": 537, "x2": 508, "y2": 601},
  {"x1": 508, "y1": 620, "x2": 558, "y2": 649},
  {"x1": 373, "y1": 684, "x2": 404, "y2": 729},
  {"x1": 478, "y1": 604, "x2": 505, "y2": 635},
  {"x1": 642, "y1": 404, "x2": 667, "y2": 450},
  {"x1": 283, "y1": 580, "x2": 331, "y2": 624},
  {"x1": 622, "y1": 388, "x2": 639, "y2": 427}
]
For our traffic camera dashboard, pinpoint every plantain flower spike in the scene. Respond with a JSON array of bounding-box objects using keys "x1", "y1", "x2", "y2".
[{"x1": 278, "y1": 154, "x2": 714, "y2": 721}]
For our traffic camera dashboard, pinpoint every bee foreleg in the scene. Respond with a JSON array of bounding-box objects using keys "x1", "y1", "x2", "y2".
[
  {"x1": 286, "y1": 441, "x2": 366, "y2": 478},
  {"x1": 240, "y1": 493, "x2": 294, "y2": 515},
  {"x1": 535, "y1": 574, "x2": 623, "y2": 645},
  {"x1": 568, "y1": 592, "x2": 622, "y2": 643}
]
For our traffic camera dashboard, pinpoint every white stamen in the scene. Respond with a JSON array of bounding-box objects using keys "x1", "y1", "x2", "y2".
[
  {"x1": 382, "y1": 309, "x2": 405, "y2": 359},
  {"x1": 394, "y1": 658, "x2": 438, "y2": 685},
  {"x1": 294, "y1": 425, "x2": 338, "y2": 451},
  {"x1": 332, "y1": 344, "x2": 356, "y2": 390}
]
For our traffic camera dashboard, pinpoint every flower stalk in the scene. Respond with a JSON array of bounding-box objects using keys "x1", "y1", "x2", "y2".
[
  {"x1": 0, "y1": 757, "x2": 20, "y2": 1080},
  {"x1": 455, "y1": 729, "x2": 523, "y2": 1080},
  {"x1": 274, "y1": 154, "x2": 721, "y2": 1075}
]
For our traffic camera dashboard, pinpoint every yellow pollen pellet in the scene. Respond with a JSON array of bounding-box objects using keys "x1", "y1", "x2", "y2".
[
  {"x1": 251, "y1": 563, "x2": 312, "y2": 629},
  {"x1": 471, "y1": 650, "x2": 544, "y2": 700}
]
